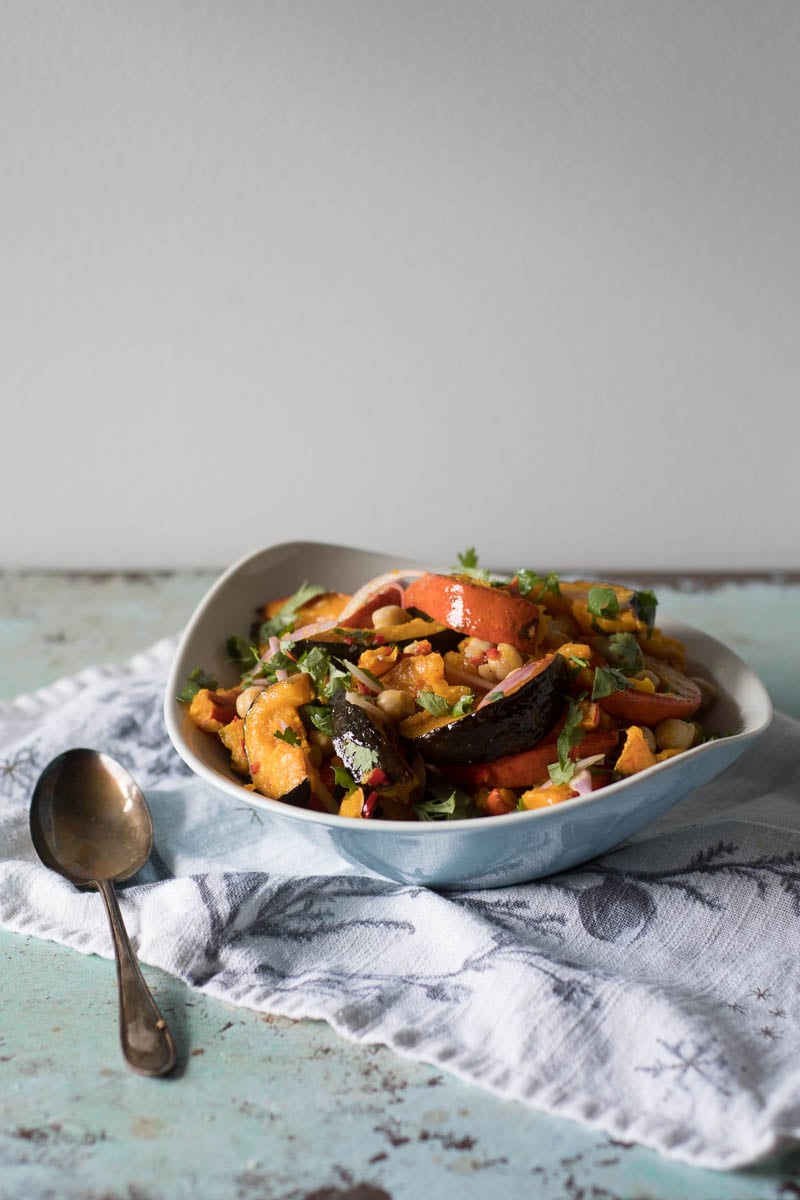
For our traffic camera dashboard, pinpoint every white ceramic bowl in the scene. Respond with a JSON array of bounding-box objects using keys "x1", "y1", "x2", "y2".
[{"x1": 164, "y1": 540, "x2": 773, "y2": 889}]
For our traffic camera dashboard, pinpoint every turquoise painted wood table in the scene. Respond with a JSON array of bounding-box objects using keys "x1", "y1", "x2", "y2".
[{"x1": 1, "y1": 570, "x2": 799, "y2": 1200}]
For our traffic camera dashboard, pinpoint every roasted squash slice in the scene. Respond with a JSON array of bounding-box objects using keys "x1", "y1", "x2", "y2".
[{"x1": 243, "y1": 674, "x2": 315, "y2": 803}]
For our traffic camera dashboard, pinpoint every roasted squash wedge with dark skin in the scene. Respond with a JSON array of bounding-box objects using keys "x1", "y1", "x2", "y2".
[
  {"x1": 403, "y1": 574, "x2": 543, "y2": 655},
  {"x1": 243, "y1": 674, "x2": 316, "y2": 804},
  {"x1": 401, "y1": 653, "x2": 569, "y2": 767},
  {"x1": 331, "y1": 690, "x2": 420, "y2": 810},
  {"x1": 293, "y1": 619, "x2": 460, "y2": 664}
]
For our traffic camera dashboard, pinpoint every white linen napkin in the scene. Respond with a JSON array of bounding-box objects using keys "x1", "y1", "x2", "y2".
[{"x1": 1, "y1": 639, "x2": 799, "y2": 1170}]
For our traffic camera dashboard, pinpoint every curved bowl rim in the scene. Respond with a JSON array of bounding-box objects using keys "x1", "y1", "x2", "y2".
[{"x1": 164, "y1": 538, "x2": 774, "y2": 835}]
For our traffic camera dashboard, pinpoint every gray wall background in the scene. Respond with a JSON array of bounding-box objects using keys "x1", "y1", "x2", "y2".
[{"x1": 2, "y1": 2, "x2": 798, "y2": 570}]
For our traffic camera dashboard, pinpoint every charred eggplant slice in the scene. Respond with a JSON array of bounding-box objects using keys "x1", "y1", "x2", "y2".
[
  {"x1": 243, "y1": 674, "x2": 315, "y2": 805},
  {"x1": 402, "y1": 653, "x2": 569, "y2": 767},
  {"x1": 331, "y1": 691, "x2": 420, "y2": 808}
]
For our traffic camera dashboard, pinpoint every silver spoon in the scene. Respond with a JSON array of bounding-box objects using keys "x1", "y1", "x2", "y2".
[{"x1": 30, "y1": 748, "x2": 177, "y2": 1077}]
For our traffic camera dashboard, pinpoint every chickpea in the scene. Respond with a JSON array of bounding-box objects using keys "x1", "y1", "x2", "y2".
[
  {"x1": 478, "y1": 642, "x2": 524, "y2": 683},
  {"x1": 461, "y1": 636, "x2": 494, "y2": 665},
  {"x1": 372, "y1": 605, "x2": 412, "y2": 629},
  {"x1": 654, "y1": 718, "x2": 695, "y2": 752},
  {"x1": 641, "y1": 726, "x2": 657, "y2": 754},
  {"x1": 376, "y1": 688, "x2": 416, "y2": 721},
  {"x1": 308, "y1": 729, "x2": 334, "y2": 756},
  {"x1": 236, "y1": 684, "x2": 266, "y2": 718},
  {"x1": 635, "y1": 669, "x2": 661, "y2": 689},
  {"x1": 690, "y1": 675, "x2": 719, "y2": 711}
]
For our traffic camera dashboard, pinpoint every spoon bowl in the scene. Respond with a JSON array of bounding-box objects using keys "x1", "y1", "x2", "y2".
[{"x1": 30, "y1": 748, "x2": 176, "y2": 1077}]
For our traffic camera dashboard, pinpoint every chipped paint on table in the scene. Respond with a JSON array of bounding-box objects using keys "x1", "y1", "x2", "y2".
[{"x1": 1, "y1": 570, "x2": 799, "y2": 1200}]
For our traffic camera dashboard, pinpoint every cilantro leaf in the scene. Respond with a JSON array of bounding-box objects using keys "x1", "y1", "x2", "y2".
[
  {"x1": 453, "y1": 546, "x2": 490, "y2": 582},
  {"x1": 340, "y1": 740, "x2": 379, "y2": 778},
  {"x1": 606, "y1": 632, "x2": 644, "y2": 674},
  {"x1": 587, "y1": 586, "x2": 620, "y2": 620},
  {"x1": 416, "y1": 691, "x2": 453, "y2": 717},
  {"x1": 450, "y1": 692, "x2": 475, "y2": 717},
  {"x1": 591, "y1": 665, "x2": 635, "y2": 701},
  {"x1": 296, "y1": 645, "x2": 331, "y2": 692},
  {"x1": 634, "y1": 588, "x2": 658, "y2": 636},
  {"x1": 225, "y1": 635, "x2": 255, "y2": 666},
  {"x1": 414, "y1": 782, "x2": 474, "y2": 822},
  {"x1": 259, "y1": 582, "x2": 326, "y2": 640},
  {"x1": 176, "y1": 667, "x2": 218, "y2": 703},
  {"x1": 547, "y1": 698, "x2": 586, "y2": 785},
  {"x1": 273, "y1": 727, "x2": 300, "y2": 746},
  {"x1": 416, "y1": 690, "x2": 474, "y2": 718},
  {"x1": 332, "y1": 763, "x2": 357, "y2": 792},
  {"x1": 515, "y1": 569, "x2": 561, "y2": 598},
  {"x1": 299, "y1": 703, "x2": 333, "y2": 738},
  {"x1": 331, "y1": 627, "x2": 375, "y2": 642}
]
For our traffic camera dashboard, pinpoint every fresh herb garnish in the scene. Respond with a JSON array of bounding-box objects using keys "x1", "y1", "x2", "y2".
[
  {"x1": 415, "y1": 691, "x2": 474, "y2": 718},
  {"x1": 340, "y1": 740, "x2": 379, "y2": 778},
  {"x1": 273, "y1": 727, "x2": 300, "y2": 746},
  {"x1": 568, "y1": 652, "x2": 590, "y2": 668},
  {"x1": 176, "y1": 667, "x2": 218, "y2": 704},
  {"x1": 299, "y1": 702, "x2": 333, "y2": 738},
  {"x1": 225, "y1": 635, "x2": 255, "y2": 666},
  {"x1": 414, "y1": 782, "x2": 474, "y2": 822},
  {"x1": 591, "y1": 665, "x2": 635, "y2": 701},
  {"x1": 547, "y1": 698, "x2": 586, "y2": 785},
  {"x1": 606, "y1": 632, "x2": 644, "y2": 674},
  {"x1": 331, "y1": 627, "x2": 375, "y2": 642},
  {"x1": 415, "y1": 691, "x2": 452, "y2": 717},
  {"x1": 633, "y1": 588, "x2": 658, "y2": 636},
  {"x1": 332, "y1": 763, "x2": 357, "y2": 792},
  {"x1": 587, "y1": 586, "x2": 620, "y2": 620},
  {"x1": 515, "y1": 569, "x2": 561, "y2": 598},
  {"x1": 453, "y1": 547, "x2": 490, "y2": 582},
  {"x1": 258, "y1": 582, "x2": 326, "y2": 641}
]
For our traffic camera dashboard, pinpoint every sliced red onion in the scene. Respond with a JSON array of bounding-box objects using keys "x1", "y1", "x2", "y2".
[
  {"x1": 347, "y1": 662, "x2": 383, "y2": 694},
  {"x1": 290, "y1": 617, "x2": 338, "y2": 641},
  {"x1": 443, "y1": 660, "x2": 494, "y2": 692},
  {"x1": 275, "y1": 669, "x2": 289, "y2": 682},
  {"x1": 569, "y1": 770, "x2": 594, "y2": 797},
  {"x1": 311, "y1": 774, "x2": 339, "y2": 814},
  {"x1": 345, "y1": 690, "x2": 388, "y2": 726},
  {"x1": 476, "y1": 658, "x2": 546, "y2": 709},
  {"x1": 564, "y1": 756, "x2": 607, "y2": 797},
  {"x1": 336, "y1": 569, "x2": 429, "y2": 623}
]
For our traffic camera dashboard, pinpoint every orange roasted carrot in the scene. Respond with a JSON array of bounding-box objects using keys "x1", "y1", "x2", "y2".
[
  {"x1": 403, "y1": 574, "x2": 542, "y2": 654},
  {"x1": 444, "y1": 728, "x2": 620, "y2": 789},
  {"x1": 599, "y1": 660, "x2": 701, "y2": 725}
]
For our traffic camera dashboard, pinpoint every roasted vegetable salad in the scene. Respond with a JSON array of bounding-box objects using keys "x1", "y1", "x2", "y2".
[{"x1": 178, "y1": 551, "x2": 721, "y2": 821}]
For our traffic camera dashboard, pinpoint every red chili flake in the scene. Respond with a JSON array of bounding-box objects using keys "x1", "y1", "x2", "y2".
[
  {"x1": 362, "y1": 791, "x2": 380, "y2": 819},
  {"x1": 365, "y1": 768, "x2": 388, "y2": 788},
  {"x1": 355, "y1": 681, "x2": 370, "y2": 695},
  {"x1": 486, "y1": 648, "x2": 500, "y2": 660},
  {"x1": 374, "y1": 633, "x2": 386, "y2": 645},
  {"x1": 345, "y1": 636, "x2": 355, "y2": 646}
]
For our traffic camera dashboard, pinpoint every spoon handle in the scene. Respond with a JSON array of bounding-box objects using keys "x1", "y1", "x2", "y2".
[{"x1": 97, "y1": 878, "x2": 177, "y2": 1076}]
